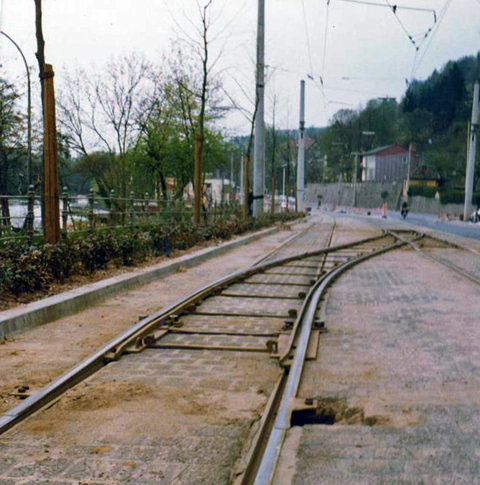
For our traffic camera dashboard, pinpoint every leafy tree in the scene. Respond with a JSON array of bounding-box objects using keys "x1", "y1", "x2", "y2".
[
  {"x1": 0, "y1": 76, "x2": 25, "y2": 225},
  {"x1": 402, "y1": 61, "x2": 466, "y2": 132},
  {"x1": 313, "y1": 52, "x2": 479, "y2": 190}
]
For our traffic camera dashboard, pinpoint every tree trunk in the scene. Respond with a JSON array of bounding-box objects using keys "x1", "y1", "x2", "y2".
[
  {"x1": 34, "y1": 0, "x2": 46, "y2": 101},
  {"x1": 159, "y1": 172, "x2": 168, "y2": 200}
]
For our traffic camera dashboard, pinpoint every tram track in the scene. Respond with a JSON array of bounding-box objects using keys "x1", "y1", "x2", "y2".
[
  {"x1": 390, "y1": 229, "x2": 480, "y2": 288},
  {"x1": 346, "y1": 212, "x2": 480, "y2": 288},
  {"x1": 0, "y1": 220, "x2": 336, "y2": 436},
  {"x1": 240, "y1": 230, "x2": 424, "y2": 485},
  {"x1": 0, "y1": 223, "x2": 424, "y2": 485},
  {"x1": 0, "y1": 220, "x2": 368, "y2": 436}
]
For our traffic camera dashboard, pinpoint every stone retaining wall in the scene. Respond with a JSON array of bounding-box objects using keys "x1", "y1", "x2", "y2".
[{"x1": 306, "y1": 183, "x2": 464, "y2": 215}]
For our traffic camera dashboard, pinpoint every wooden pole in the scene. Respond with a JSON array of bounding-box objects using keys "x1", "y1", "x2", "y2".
[
  {"x1": 41, "y1": 64, "x2": 60, "y2": 244},
  {"x1": 194, "y1": 134, "x2": 203, "y2": 227}
]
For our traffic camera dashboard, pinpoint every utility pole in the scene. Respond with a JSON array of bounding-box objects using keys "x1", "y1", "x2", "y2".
[
  {"x1": 230, "y1": 153, "x2": 234, "y2": 202},
  {"x1": 286, "y1": 137, "x2": 291, "y2": 213},
  {"x1": 253, "y1": 0, "x2": 265, "y2": 217},
  {"x1": 353, "y1": 152, "x2": 359, "y2": 207},
  {"x1": 405, "y1": 142, "x2": 412, "y2": 196},
  {"x1": 243, "y1": 152, "x2": 250, "y2": 220},
  {"x1": 464, "y1": 81, "x2": 479, "y2": 221},
  {"x1": 194, "y1": 135, "x2": 203, "y2": 226},
  {"x1": 240, "y1": 149, "x2": 244, "y2": 204},
  {"x1": 297, "y1": 80, "x2": 306, "y2": 212}
]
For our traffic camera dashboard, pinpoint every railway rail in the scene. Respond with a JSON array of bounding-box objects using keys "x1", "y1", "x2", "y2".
[{"x1": 2, "y1": 222, "x2": 476, "y2": 484}]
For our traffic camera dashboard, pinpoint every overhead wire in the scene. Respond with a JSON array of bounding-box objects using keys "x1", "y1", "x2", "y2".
[
  {"x1": 324, "y1": 85, "x2": 398, "y2": 96},
  {"x1": 336, "y1": 0, "x2": 436, "y2": 13},
  {"x1": 319, "y1": 0, "x2": 331, "y2": 121},
  {"x1": 412, "y1": 0, "x2": 455, "y2": 79},
  {"x1": 376, "y1": 0, "x2": 445, "y2": 83},
  {"x1": 321, "y1": 0, "x2": 330, "y2": 84},
  {"x1": 301, "y1": 0, "x2": 315, "y2": 77},
  {"x1": 310, "y1": 0, "x2": 453, "y2": 121},
  {"x1": 301, "y1": 0, "x2": 333, "y2": 124},
  {"x1": 273, "y1": 66, "x2": 402, "y2": 83},
  {"x1": 384, "y1": 0, "x2": 421, "y2": 49}
]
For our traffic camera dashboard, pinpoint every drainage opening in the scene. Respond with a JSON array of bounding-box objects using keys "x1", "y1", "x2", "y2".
[
  {"x1": 291, "y1": 408, "x2": 335, "y2": 427},
  {"x1": 290, "y1": 398, "x2": 390, "y2": 428}
]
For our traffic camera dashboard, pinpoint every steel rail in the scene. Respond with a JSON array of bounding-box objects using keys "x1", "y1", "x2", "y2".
[
  {"x1": 233, "y1": 219, "x2": 337, "y2": 485},
  {"x1": 252, "y1": 234, "x2": 415, "y2": 485},
  {"x1": 278, "y1": 233, "x2": 393, "y2": 366},
  {"x1": 0, "y1": 232, "x2": 389, "y2": 436},
  {"x1": 390, "y1": 231, "x2": 480, "y2": 287},
  {"x1": 253, "y1": 222, "x2": 316, "y2": 266}
]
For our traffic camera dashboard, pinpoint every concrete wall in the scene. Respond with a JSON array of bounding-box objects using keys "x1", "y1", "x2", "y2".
[
  {"x1": 306, "y1": 182, "x2": 402, "y2": 209},
  {"x1": 306, "y1": 183, "x2": 465, "y2": 216},
  {"x1": 409, "y1": 196, "x2": 463, "y2": 216}
]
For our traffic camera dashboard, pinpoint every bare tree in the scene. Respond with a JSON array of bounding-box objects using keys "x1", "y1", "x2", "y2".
[
  {"x1": 167, "y1": 0, "x2": 227, "y2": 223},
  {"x1": 34, "y1": 0, "x2": 45, "y2": 92},
  {"x1": 56, "y1": 68, "x2": 89, "y2": 156},
  {"x1": 57, "y1": 54, "x2": 153, "y2": 197}
]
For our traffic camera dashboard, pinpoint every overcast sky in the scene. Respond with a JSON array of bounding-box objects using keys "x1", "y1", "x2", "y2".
[{"x1": 1, "y1": 0, "x2": 479, "y2": 136}]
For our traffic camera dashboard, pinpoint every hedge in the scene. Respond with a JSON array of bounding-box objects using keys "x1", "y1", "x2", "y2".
[
  {"x1": 408, "y1": 186, "x2": 437, "y2": 198},
  {"x1": 0, "y1": 213, "x2": 303, "y2": 298},
  {"x1": 439, "y1": 190, "x2": 480, "y2": 205}
]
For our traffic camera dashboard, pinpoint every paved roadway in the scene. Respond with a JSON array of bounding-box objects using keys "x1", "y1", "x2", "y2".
[
  {"x1": 388, "y1": 211, "x2": 480, "y2": 241},
  {"x1": 320, "y1": 208, "x2": 480, "y2": 242}
]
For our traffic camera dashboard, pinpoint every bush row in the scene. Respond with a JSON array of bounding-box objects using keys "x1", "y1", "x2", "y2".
[
  {"x1": 0, "y1": 213, "x2": 303, "y2": 297},
  {"x1": 439, "y1": 190, "x2": 480, "y2": 206},
  {"x1": 408, "y1": 186, "x2": 438, "y2": 198}
]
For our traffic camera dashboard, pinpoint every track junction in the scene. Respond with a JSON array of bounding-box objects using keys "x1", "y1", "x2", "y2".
[{"x1": 1, "y1": 212, "x2": 480, "y2": 484}]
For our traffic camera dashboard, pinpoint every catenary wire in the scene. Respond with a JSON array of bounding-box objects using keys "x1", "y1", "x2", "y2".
[
  {"x1": 301, "y1": 0, "x2": 315, "y2": 77},
  {"x1": 412, "y1": 0, "x2": 454, "y2": 78},
  {"x1": 335, "y1": 0, "x2": 436, "y2": 13}
]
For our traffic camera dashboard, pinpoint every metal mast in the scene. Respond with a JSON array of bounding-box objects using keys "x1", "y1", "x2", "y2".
[
  {"x1": 297, "y1": 80, "x2": 306, "y2": 212},
  {"x1": 253, "y1": 0, "x2": 265, "y2": 216},
  {"x1": 464, "y1": 81, "x2": 479, "y2": 221}
]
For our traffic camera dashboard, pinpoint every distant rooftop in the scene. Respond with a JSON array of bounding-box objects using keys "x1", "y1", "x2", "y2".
[{"x1": 362, "y1": 144, "x2": 400, "y2": 156}]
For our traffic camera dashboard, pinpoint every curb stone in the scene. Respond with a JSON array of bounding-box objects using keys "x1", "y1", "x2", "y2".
[{"x1": 0, "y1": 225, "x2": 287, "y2": 338}]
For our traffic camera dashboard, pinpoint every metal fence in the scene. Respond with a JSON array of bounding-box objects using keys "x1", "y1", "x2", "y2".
[{"x1": 0, "y1": 188, "x2": 242, "y2": 243}]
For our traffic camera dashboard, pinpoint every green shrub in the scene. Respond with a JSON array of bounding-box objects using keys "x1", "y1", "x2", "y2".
[
  {"x1": 0, "y1": 212, "x2": 304, "y2": 298},
  {"x1": 439, "y1": 190, "x2": 480, "y2": 205},
  {"x1": 409, "y1": 186, "x2": 437, "y2": 198}
]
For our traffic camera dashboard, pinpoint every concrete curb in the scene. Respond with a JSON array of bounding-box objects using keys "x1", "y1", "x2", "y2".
[{"x1": 0, "y1": 225, "x2": 282, "y2": 338}]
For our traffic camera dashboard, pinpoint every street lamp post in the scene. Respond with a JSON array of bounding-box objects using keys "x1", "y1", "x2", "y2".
[{"x1": 1, "y1": 31, "x2": 33, "y2": 190}]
